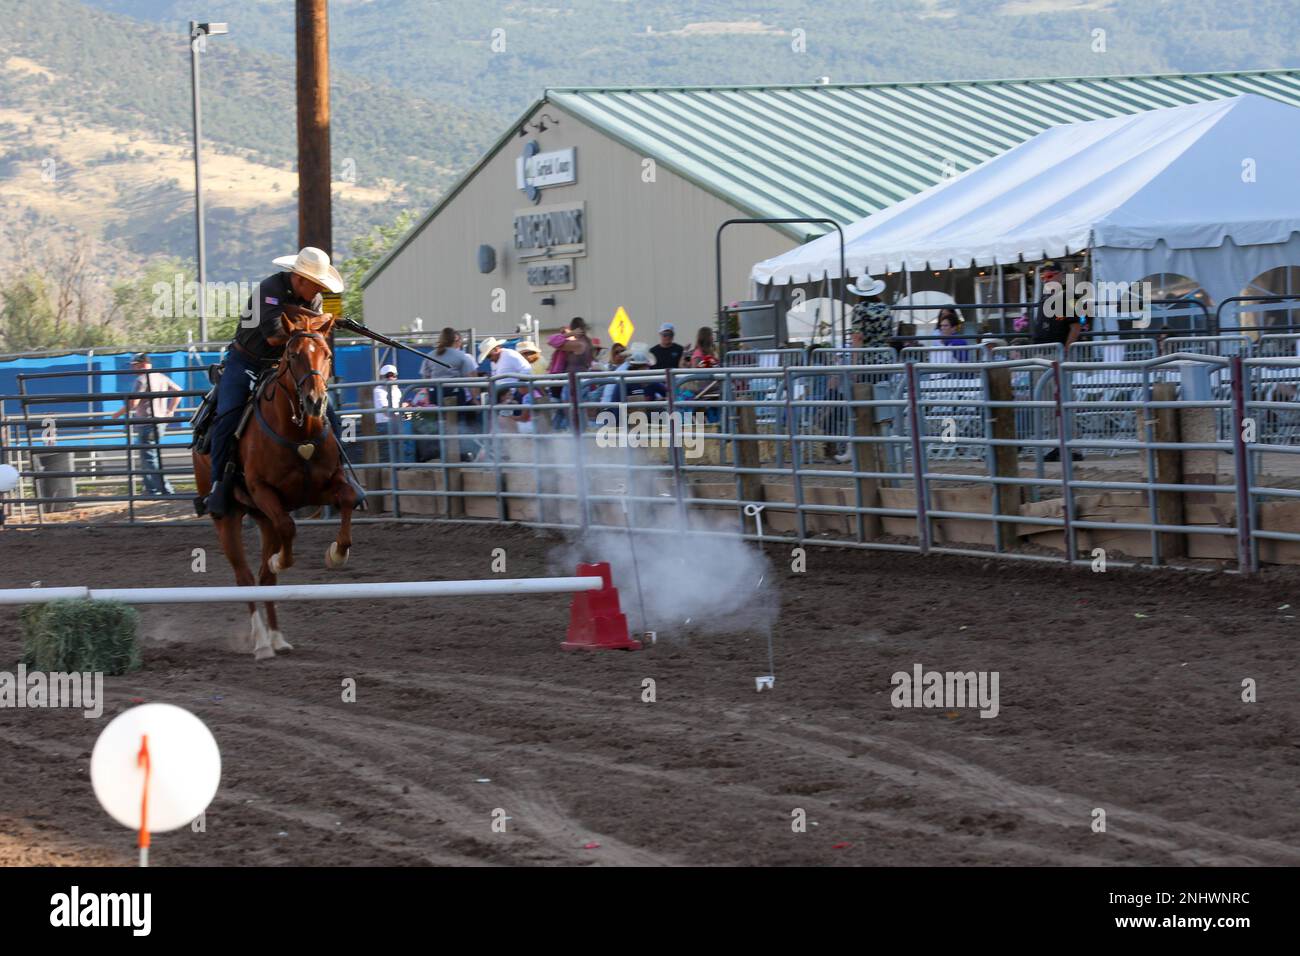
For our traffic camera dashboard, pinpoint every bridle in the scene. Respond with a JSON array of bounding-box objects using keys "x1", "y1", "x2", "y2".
[
  {"x1": 272, "y1": 329, "x2": 333, "y2": 428},
  {"x1": 252, "y1": 328, "x2": 337, "y2": 508}
]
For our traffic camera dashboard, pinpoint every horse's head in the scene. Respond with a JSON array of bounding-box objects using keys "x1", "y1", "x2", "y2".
[{"x1": 275, "y1": 306, "x2": 335, "y2": 422}]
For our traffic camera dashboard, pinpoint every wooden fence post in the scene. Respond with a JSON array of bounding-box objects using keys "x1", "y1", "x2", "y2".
[
  {"x1": 850, "y1": 381, "x2": 882, "y2": 540},
  {"x1": 1151, "y1": 381, "x2": 1185, "y2": 558},
  {"x1": 987, "y1": 366, "x2": 1021, "y2": 551}
]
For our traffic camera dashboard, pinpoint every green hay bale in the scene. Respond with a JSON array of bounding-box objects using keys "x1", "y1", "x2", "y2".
[{"x1": 20, "y1": 600, "x2": 141, "y2": 675}]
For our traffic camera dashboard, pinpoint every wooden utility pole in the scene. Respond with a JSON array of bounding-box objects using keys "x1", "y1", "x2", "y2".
[{"x1": 296, "y1": 0, "x2": 331, "y2": 255}]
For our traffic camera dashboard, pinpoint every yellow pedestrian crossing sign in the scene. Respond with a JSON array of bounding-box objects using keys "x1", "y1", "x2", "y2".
[{"x1": 608, "y1": 307, "x2": 634, "y2": 347}]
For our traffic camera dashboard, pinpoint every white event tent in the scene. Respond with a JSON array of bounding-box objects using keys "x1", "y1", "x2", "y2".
[{"x1": 750, "y1": 94, "x2": 1300, "y2": 320}]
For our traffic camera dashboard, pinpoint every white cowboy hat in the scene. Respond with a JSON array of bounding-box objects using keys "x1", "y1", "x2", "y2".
[
  {"x1": 846, "y1": 275, "x2": 886, "y2": 297},
  {"x1": 272, "y1": 246, "x2": 345, "y2": 295},
  {"x1": 515, "y1": 340, "x2": 541, "y2": 356},
  {"x1": 477, "y1": 337, "x2": 504, "y2": 363}
]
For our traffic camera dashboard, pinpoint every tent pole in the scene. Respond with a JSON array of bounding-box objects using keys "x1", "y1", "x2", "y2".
[
  {"x1": 822, "y1": 270, "x2": 830, "y2": 346},
  {"x1": 995, "y1": 264, "x2": 1003, "y2": 331}
]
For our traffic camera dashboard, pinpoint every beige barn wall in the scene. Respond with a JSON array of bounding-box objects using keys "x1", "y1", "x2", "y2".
[{"x1": 362, "y1": 102, "x2": 796, "y2": 343}]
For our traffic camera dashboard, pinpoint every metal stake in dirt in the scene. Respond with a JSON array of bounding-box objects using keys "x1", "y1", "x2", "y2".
[
  {"x1": 620, "y1": 495, "x2": 655, "y2": 644},
  {"x1": 755, "y1": 572, "x2": 775, "y2": 692}
]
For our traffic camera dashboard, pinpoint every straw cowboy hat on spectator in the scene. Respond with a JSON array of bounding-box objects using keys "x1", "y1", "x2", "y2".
[
  {"x1": 477, "y1": 337, "x2": 505, "y2": 363},
  {"x1": 846, "y1": 275, "x2": 886, "y2": 297},
  {"x1": 515, "y1": 340, "x2": 541, "y2": 358},
  {"x1": 272, "y1": 246, "x2": 346, "y2": 295}
]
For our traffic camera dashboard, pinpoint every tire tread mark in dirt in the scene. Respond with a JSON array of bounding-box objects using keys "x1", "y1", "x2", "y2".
[
  {"x1": 207, "y1": 689, "x2": 680, "y2": 866},
  {"x1": 230, "y1": 677, "x2": 1115, "y2": 865},
  {"x1": 355, "y1": 668, "x2": 1300, "y2": 866}
]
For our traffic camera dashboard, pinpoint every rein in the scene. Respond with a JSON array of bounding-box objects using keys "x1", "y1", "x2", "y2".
[{"x1": 253, "y1": 330, "x2": 334, "y2": 507}]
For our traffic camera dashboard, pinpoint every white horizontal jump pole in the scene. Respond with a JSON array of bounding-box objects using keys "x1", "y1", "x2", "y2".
[{"x1": 0, "y1": 577, "x2": 602, "y2": 606}]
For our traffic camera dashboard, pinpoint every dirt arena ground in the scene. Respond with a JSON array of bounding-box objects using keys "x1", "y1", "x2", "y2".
[{"x1": 1, "y1": 520, "x2": 1299, "y2": 866}]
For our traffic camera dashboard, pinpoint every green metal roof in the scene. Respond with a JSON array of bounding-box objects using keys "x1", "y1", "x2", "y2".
[{"x1": 363, "y1": 69, "x2": 1300, "y2": 288}]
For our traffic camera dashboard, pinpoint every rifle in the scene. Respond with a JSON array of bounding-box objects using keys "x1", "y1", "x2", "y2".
[{"x1": 332, "y1": 315, "x2": 452, "y2": 369}]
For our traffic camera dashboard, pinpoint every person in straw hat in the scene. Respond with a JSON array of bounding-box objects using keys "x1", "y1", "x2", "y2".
[
  {"x1": 515, "y1": 340, "x2": 544, "y2": 374},
  {"x1": 200, "y1": 246, "x2": 365, "y2": 517}
]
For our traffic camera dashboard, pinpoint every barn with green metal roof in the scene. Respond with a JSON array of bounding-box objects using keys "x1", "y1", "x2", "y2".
[{"x1": 361, "y1": 70, "x2": 1300, "y2": 340}]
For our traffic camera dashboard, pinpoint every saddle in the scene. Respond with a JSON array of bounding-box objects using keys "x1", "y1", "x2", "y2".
[{"x1": 190, "y1": 363, "x2": 276, "y2": 459}]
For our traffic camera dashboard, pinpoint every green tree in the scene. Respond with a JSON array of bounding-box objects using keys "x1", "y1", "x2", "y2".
[
  {"x1": 338, "y1": 209, "x2": 416, "y2": 323},
  {"x1": 109, "y1": 257, "x2": 197, "y2": 345},
  {"x1": 0, "y1": 272, "x2": 58, "y2": 352},
  {"x1": 0, "y1": 268, "x2": 117, "y2": 353}
]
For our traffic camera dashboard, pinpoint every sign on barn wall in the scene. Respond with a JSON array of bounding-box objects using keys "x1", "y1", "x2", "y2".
[
  {"x1": 526, "y1": 258, "x2": 576, "y2": 292},
  {"x1": 513, "y1": 201, "x2": 586, "y2": 260},
  {"x1": 516, "y1": 143, "x2": 577, "y2": 201}
]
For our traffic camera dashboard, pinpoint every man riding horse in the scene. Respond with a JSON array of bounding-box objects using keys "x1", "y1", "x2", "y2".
[{"x1": 199, "y1": 246, "x2": 365, "y2": 517}]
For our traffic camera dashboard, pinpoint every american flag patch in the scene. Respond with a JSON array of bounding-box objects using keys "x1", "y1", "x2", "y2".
[{"x1": 264, "y1": 296, "x2": 279, "y2": 305}]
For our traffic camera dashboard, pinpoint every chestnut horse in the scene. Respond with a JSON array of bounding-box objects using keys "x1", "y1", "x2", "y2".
[{"x1": 193, "y1": 309, "x2": 360, "y2": 659}]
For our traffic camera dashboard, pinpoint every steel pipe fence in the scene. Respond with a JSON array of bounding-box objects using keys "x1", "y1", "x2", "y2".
[
  {"x1": 8, "y1": 344, "x2": 1300, "y2": 576},
  {"x1": 806, "y1": 348, "x2": 901, "y2": 469},
  {"x1": 1064, "y1": 338, "x2": 1159, "y2": 454},
  {"x1": 1216, "y1": 295, "x2": 1300, "y2": 333}
]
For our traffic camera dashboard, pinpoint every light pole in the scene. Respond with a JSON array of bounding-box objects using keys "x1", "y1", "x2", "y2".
[{"x1": 189, "y1": 20, "x2": 227, "y2": 344}]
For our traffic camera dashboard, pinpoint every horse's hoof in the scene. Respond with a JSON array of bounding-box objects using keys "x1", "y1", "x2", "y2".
[
  {"x1": 270, "y1": 630, "x2": 293, "y2": 652},
  {"x1": 269, "y1": 553, "x2": 283, "y2": 574},
  {"x1": 326, "y1": 542, "x2": 349, "y2": 569},
  {"x1": 253, "y1": 644, "x2": 276, "y2": 661}
]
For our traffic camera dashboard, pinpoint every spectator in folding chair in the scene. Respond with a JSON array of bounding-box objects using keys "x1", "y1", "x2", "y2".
[
  {"x1": 513, "y1": 341, "x2": 549, "y2": 432},
  {"x1": 681, "y1": 327, "x2": 722, "y2": 424},
  {"x1": 404, "y1": 387, "x2": 440, "y2": 462},
  {"x1": 599, "y1": 344, "x2": 663, "y2": 407}
]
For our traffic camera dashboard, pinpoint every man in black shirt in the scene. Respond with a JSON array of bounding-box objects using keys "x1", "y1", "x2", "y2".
[
  {"x1": 1030, "y1": 261, "x2": 1083, "y2": 349},
  {"x1": 201, "y1": 247, "x2": 362, "y2": 517},
  {"x1": 1029, "y1": 261, "x2": 1085, "y2": 461},
  {"x1": 650, "y1": 323, "x2": 685, "y2": 370}
]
